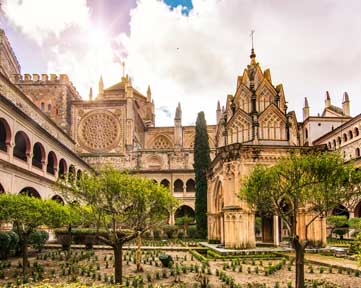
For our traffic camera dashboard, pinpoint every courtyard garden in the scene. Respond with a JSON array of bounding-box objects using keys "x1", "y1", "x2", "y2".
[{"x1": 1, "y1": 237, "x2": 361, "y2": 287}]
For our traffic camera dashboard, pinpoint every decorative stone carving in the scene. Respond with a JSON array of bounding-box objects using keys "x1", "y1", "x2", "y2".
[{"x1": 78, "y1": 110, "x2": 121, "y2": 152}]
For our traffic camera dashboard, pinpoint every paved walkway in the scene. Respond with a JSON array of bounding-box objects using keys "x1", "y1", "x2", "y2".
[
  {"x1": 200, "y1": 242, "x2": 292, "y2": 255},
  {"x1": 303, "y1": 253, "x2": 361, "y2": 271},
  {"x1": 44, "y1": 243, "x2": 207, "y2": 251}
]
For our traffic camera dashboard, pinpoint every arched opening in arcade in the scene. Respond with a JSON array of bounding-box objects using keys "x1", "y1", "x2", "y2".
[
  {"x1": 58, "y1": 159, "x2": 67, "y2": 180},
  {"x1": 68, "y1": 164, "x2": 76, "y2": 182},
  {"x1": 174, "y1": 179, "x2": 183, "y2": 192},
  {"x1": 13, "y1": 131, "x2": 31, "y2": 161},
  {"x1": 186, "y1": 179, "x2": 195, "y2": 192},
  {"x1": 32, "y1": 142, "x2": 45, "y2": 169},
  {"x1": 46, "y1": 151, "x2": 57, "y2": 175},
  {"x1": 0, "y1": 118, "x2": 11, "y2": 152},
  {"x1": 51, "y1": 195, "x2": 64, "y2": 205},
  {"x1": 354, "y1": 201, "x2": 361, "y2": 218},
  {"x1": 0, "y1": 183, "x2": 4, "y2": 193},
  {"x1": 331, "y1": 204, "x2": 350, "y2": 239},
  {"x1": 19, "y1": 187, "x2": 41, "y2": 198},
  {"x1": 174, "y1": 205, "x2": 195, "y2": 231},
  {"x1": 76, "y1": 169, "x2": 82, "y2": 185},
  {"x1": 160, "y1": 179, "x2": 170, "y2": 189},
  {"x1": 332, "y1": 204, "x2": 350, "y2": 218}
]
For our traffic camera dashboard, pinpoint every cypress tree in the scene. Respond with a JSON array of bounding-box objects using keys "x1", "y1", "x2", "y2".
[{"x1": 194, "y1": 111, "x2": 211, "y2": 238}]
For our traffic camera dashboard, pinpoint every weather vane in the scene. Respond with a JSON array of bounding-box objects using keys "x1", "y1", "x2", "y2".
[{"x1": 250, "y1": 30, "x2": 255, "y2": 50}]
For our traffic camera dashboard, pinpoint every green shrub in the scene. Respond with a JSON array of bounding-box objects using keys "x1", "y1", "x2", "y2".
[
  {"x1": 187, "y1": 225, "x2": 197, "y2": 239},
  {"x1": 163, "y1": 225, "x2": 178, "y2": 239},
  {"x1": 0, "y1": 232, "x2": 11, "y2": 259},
  {"x1": 29, "y1": 230, "x2": 49, "y2": 252},
  {"x1": 153, "y1": 229, "x2": 161, "y2": 239}
]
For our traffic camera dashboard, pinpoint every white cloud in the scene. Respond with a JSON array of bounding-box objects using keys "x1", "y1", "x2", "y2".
[
  {"x1": 2, "y1": 0, "x2": 90, "y2": 45},
  {"x1": 4, "y1": 0, "x2": 361, "y2": 127},
  {"x1": 120, "y1": 0, "x2": 361, "y2": 125}
]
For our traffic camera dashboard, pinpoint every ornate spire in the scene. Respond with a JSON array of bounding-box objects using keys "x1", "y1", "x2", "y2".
[
  {"x1": 325, "y1": 91, "x2": 331, "y2": 108},
  {"x1": 175, "y1": 102, "x2": 182, "y2": 120},
  {"x1": 98, "y1": 75, "x2": 104, "y2": 95},
  {"x1": 147, "y1": 85, "x2": 151, "y2": 102},
  {"x1": 89, "y1": 87, "x2": 93, "y2": 101},
  {"x1": 304, "y1": 97, "x2": 309, "y2": 108}
]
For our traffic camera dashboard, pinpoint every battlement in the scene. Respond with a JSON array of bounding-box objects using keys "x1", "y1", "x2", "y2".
[{"x1": 14, "y1": 73, "x2": 81, "y2": 99}]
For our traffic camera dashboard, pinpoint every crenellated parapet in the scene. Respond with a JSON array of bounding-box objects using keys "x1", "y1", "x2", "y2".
[{"x1": 13, "y1": 73, "x2": 81, "y2": 100}]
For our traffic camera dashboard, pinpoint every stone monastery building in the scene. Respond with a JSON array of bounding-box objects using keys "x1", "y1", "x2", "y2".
[{"x1": 1, "y1": 30, "x2": 361, "y2": 248}]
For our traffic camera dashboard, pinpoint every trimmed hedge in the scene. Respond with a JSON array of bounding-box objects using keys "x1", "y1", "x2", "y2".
[
  {"x1": 29, "y1": 230, "x2": 49, "y2": 252},
  {"x1": 0, "y1": 231, "x2": 19, "y2": 259}
]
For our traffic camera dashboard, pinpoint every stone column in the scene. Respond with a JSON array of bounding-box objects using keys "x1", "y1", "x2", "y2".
[
  {"x1": 169, "y1": 211, "x2": 175, "y2": 225},
  {"x1": 273, "y1": 215, "x2": 280, "y2": 246}
]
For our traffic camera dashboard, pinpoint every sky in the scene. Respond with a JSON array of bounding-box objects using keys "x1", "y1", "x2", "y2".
[{"x1": 1, "y1": 0, "x2": 361, "y2": 126}]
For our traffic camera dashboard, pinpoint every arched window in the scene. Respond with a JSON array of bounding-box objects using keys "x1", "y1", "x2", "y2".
[
  {"x1": 356, "y1": 148, "x2": 360, "y2": 158},
  {"x1": 343, "y1": 133, "x2": 347, "y2": 142},
  {"x1": 46, "y1": 151, "x2": 57, "y2": 175},
  {"x1": 58, "y1": 159, "x2": 67, "y2": 179},
  {"x1": 333, "y1": 139, "x2": 336, "y2": 148},
  {"x1": 174, "y1": 179, "x2": 184, "y2": 193},
  {"x1": 337, "y1": 137, "x2": 342, "y2": 145},
  {"x1": 40, "y1": 102, "x2": 45, "y2": 111},
  {"x1": 51, "y1": 195, "x2": 64, "y2": 205},
  {"x1": 186, "y1": 179, "x2": 195, "y2": 192},
  {"x1": 355, "y1": 127, "x2": 360, "y2": 137},
  {"x1": 76, "y1": 169, "x2": 82, "y2": 183},
  {"x1": 160, "y1": 179, "x2": 170, "y2": 189},
  {"x1": 13, "y1": 131, "x2": 30, "y2": 161},
  {"x1": 327, "y1": 142, "x2": 331, "y2": 149},
  {"x1": 32, "y1": 142, "x2": 45, "y2": 169},
  {"x1": 349, "y1": 130, "x2": 353, "y2": 140},
  {"x1": 48, "y1": 103, "x2": 52, "y2": 112},
  {"x1": 19, "y1": 187, "x2": 41, "y2": 198},
  {"x1": 0, "y1": 118, "x2": 11, "y2": 152},
  {"x1": 68, "y1": 164, "x2": 76, "y2": 182},
  {"x1": 305, "y1": 128, "x2": 308, "y2": 139}
]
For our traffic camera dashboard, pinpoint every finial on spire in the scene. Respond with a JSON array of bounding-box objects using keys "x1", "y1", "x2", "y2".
[
  {"x1": 147, "y1": 85, "x2": 151, "y2": 102},
  {"x1": 122, "y1": 61, "x2": 125, "y2": 78},
  {"x1": 249, "y1": 30, "x2": 256, "y2": 63},
  {"x1": 89, "y1": 87, "x2": 93, "y2": 101},
  {"x1": 304, "y1": 97, "x2": 309, "y2": 108},
  {"x1": 175, "y1": 102, "x2": 182, "y2": 120},
  {"x1": 325, "y1": 91, "x2": 331, "y2": 108}
]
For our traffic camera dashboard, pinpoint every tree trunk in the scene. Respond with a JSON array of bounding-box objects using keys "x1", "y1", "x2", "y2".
[
  {"x1": 21, "y1": 235, "x2": 29, "y2": 277},
  {"x1": 114, "y1": 243, "x2": 123, "y2": 284},
  {"x1": 294, "y1": 238, "x2": 305, "y2": 288},
  {"x1": 136, "y1": 232, "x2": 143, "y2": 272}
]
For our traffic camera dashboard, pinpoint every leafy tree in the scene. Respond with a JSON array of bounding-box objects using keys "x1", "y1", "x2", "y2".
[
  {"x1": 0, "y1": 194, "x2": 70, "y2": 276},
  {"x1": 327, "y1": 215, "x2": 349, "y2": 239},
  {"x1": 58, "y1": 166, "x2": 177, "y2": 284},
  {"x1": 194, "y1": 111, "x2": 211, "y2": 238},
  {"x1": 240, "y1": 152, "x2": 359, "y2": 288}
]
